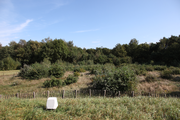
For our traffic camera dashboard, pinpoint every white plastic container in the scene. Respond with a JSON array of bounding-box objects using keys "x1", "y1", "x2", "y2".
[{"x1": 46, "y1": 97, "x2": 58, "y2": 109}]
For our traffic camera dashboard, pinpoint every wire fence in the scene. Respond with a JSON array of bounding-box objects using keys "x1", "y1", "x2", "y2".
[{"x1": 0, "y1": 89, "x2": 180, "y2": 99}]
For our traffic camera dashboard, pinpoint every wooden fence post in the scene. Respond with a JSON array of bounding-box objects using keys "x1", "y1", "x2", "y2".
[
  {"x1": 104, "y1": 90, "x2": 106, "y2": 98},
  {"x1": 132, "y1": 91, "x2": 134, "y2": 97},
  {"x1": 75, "y1": 90, "x2": 77, "y2": 98},
  {"x1": 89, "y1": 89, "x2": 91, "y2": 98},
  {"x1": 33, "y1": 92, "x2": 35, "y2": 98},
  {"x1": 47, "y1": 91, "x2": 49, "y2": 98},
  {"x1": 16, "y1": 93, "x2": 19, "y2": 98},
  {"x1": 149, "y1": 92, "x2": 150, "y2": 97},
  {"x1": 62, "y1": 90, "x2": 65, "y2": 99},
  {"x1": 118, "y1": 91, "x2": 121, "y2": 97}
]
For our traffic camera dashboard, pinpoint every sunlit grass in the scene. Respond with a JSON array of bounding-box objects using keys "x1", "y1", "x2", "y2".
[
  {"x1": 0, "y1": 96, "x2": 180, "y2": 120},
  {"x1": 0, "y1": 70, "x2": 20, "y2": 76}
]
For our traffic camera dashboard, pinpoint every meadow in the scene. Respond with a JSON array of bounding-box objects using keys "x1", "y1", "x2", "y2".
[
  {"x1": 0, "y1": 96, "x2": 180, "y2": 120},
  {"x1": 0, "y1": 63, "x2": 180, "y2": 119}
]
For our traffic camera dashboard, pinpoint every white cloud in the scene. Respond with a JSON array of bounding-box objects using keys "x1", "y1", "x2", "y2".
[
  {"x1": 74, "y1": 29, "x2": 99, "y2": 33},
  {"x1": 0, "y1": 19, "x2": 33, "y2": 46}
]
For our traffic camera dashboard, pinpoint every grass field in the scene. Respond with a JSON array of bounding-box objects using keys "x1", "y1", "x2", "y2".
[
  {"x1": 0, "y1": 96, "x2": 180, "y2": 120},
  {"x1": 0, "y1": 67, "x2": 180, "y2": 119},
  {"x1": 0, "y1": 70, "x2": 19, "y2": 76}
]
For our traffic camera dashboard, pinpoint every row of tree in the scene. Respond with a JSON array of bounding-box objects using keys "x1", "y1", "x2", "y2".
[{"x1": 0, "y1": 35, "x2": 180, "y2": 70}]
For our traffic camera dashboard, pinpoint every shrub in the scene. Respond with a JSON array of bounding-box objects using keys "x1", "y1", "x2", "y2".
[
  {"x1": 0, "y1": 57, "x2": 21, "y2": 70},
  {"x1": 74, "y1": 66, "x2": 86, "y2": 72},
  {"x1": 74, "y1": 71, "x2": 80, "y2": 77},
  {"x1": 145, "y1": 74, "x2": 157, "y2": 82},
  {"x1": 64, "y1": 75, "x2": 78, "y2": 85},
  {"x1": 169, "y1": 66, "x2": 180, "y2": 75},
  {"x1": 145, "y1": 65, "x2": 154, "y2": 71},
  {"x1": 49, "y1": 63, "x2": 65, "y2": 78},
  {"x1": 92, "y1": 66, "x2": 137, "y2": 93},
  {"x1": 160, "y1": 69, "x2": 173, "y2": 79},
  {"x1": 154, "y1": 65, "x2": 167, "y2": 71},
  {"x1": 18, "y1": 63, "x2": 49, "y2": 80},
  {"x1": 43, "y1": 77, "x2": 64, "y2": 88}
]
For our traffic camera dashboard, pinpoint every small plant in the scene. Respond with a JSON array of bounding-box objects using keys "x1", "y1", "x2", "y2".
[
  {"x1": 74, "y1": 67, "x2": 86, "y2": 72},
  {"x1": 74, "y1": 71, "x2": 80, "y2": 77},
  {"x1": 169, "y1": 66, "x2": 180, "y2": 75},
  {"x1": 160, "y1": 69, "x2": 173, "y2": 79},
  {"x1": 43, "y1": 76, "x2": 64, "y2": 88},
  {"x1": 145, "y1": 65, "x2": 154, "y2": 71},
  {"x1": 64, "y1": 75, "x2": 78, "y2": 85}
]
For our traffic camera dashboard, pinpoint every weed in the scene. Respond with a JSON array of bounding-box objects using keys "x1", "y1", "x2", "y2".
[{"x1": 161, "y1": 69, "x2": 173, "y2": 79}]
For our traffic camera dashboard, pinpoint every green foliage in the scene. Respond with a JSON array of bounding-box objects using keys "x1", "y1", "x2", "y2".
[
  {"x1": 0, "y1": 57, "x2": 21, "y2": 70},
  {"x1": 145, "y1": 65, "x2": 154, "y2": 71},
  {"x1": 74, "y1": 71, "x2": 80, "y2": 77},
  {"x1": 154, "y1": 65, "x2": 167, "y2": 71},
  {"x1": 0, "y1": 97, "x2": 180, "y2": 119},
  {"x1": 169, "y1": 66, "x2": 180, "y2": 75},
  {"x1": 74, "y1": 67, "x2": 86, "y2": 72},
  {"x1": 64, "y1": 75, "x2": 78, "y2": 85},
  {"x1": 43, "y1": 76, "x2": 64, "y2": 88},
  {"x1": 49, "y1": 63, "x2": 65, "y2": 78},
  {"x1": 92, "y1": 66, "x2": 137, "y2": 93},
  {"x1": 18, "y1": 62, "x2": 49, "y2": 80},
  {"x1": 161, "y1": 69, "x2": 173, "y2": 79}
]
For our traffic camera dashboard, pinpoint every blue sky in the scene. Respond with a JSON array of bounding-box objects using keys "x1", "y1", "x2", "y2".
[{"x1": 0, "y1": 0, "x2": 180, "y2": 49}]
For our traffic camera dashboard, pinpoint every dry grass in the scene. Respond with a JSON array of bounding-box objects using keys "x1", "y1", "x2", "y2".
[
  {"x1": 0, "y1": 70, "x2": 19, "y2": 76},
  {"x1": 137, "y1": 71, "x2": 180, "y2": 93},
  {"x1": 0, "y1": 71, "x2": 95, "y2": 95},
  {"x1": 0, "y1": 70, "x2": 180, "y2": 95}
]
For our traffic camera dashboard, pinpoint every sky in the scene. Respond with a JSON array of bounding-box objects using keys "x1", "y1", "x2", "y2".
[{"x1": 0, "y1": 0, "x2": 180, "y2": 49}]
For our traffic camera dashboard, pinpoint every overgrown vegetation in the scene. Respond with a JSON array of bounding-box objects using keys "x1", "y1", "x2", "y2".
[
  {"x1": 43, "y1": 76, "x2": 64, "y2": 88},
  {"x1": 92, "y1": 66, "x2": 137, "y2": 93},
  {"x1": 64, "y1": 75, "x2": 78, "y2": 85},
  {"x1": 161, "y1": 69, "x2": 173, "y2": 79},
  {"x1": 0, "y1": 97, "x2": 179, "y2": 119},
  {"x1": 0, "y1": 56, "x2": 21, "y2": 70},
  {"x1": 43, "y1": 75, "x2": 78, "y2": 88},
  {"x1": 1, "y1": 35, "x2": 180, "y2": 72}
]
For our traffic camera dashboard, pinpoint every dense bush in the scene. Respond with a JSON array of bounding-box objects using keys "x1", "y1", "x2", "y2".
[
  {"x1": 128, "y1": 64, "x2": 146, "y2": 75},
  {"x1": 43, "y1": 77, "x2": 64, "y2": 88},
  {"x1": 160, "y1": 69, "x2": 173, "y2": 79},
  {"x1": 92, "y1": 66, "x2": 137, "y2": 93},
  {"x1": 168, "y1": 66, "x2": 180, "y2": 75},
  {"x1": 49, "y1": 63, "x2": 65, "y2": 78},
  {"x1": 18, "y1": 62, "x2": 49, "y2": 80},
  {"x1": 64, "y1": 75, "x2": 78, "y2": 85},
  {"x1": 145, "y1": 65, "x2": 154, "y2": 71},
  {"x1": 0, "y1": 57, "x2": 21, "y2": 70},
  {"x1": 154, "y1": 65, "x2": 167, "y2": 71}
]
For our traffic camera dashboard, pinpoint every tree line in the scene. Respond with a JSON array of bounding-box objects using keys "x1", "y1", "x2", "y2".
[{"x1": 0, "y1": 35, "x2": 180, "y2": 70}]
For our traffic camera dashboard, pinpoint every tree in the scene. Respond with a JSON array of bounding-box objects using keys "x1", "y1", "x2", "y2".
[
  {"x1": 112, "y1": 43, "x2": 127, "y2": 57},
  {"x1": 41, "y1": 39, "x2": 69, "y2": 63},
  {"x1": 128, "y1": 38, "x2": 138, "y2": 61}
]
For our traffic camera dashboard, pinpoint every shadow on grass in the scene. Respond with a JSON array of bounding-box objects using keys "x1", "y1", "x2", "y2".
[{"x1": 172, "y1": 76, "x2": 180, "y2": 82}]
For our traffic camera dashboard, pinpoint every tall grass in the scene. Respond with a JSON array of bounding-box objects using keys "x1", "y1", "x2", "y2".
[{"x1": 0, "y1": 97, "x2": 179, "y2": 120}]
